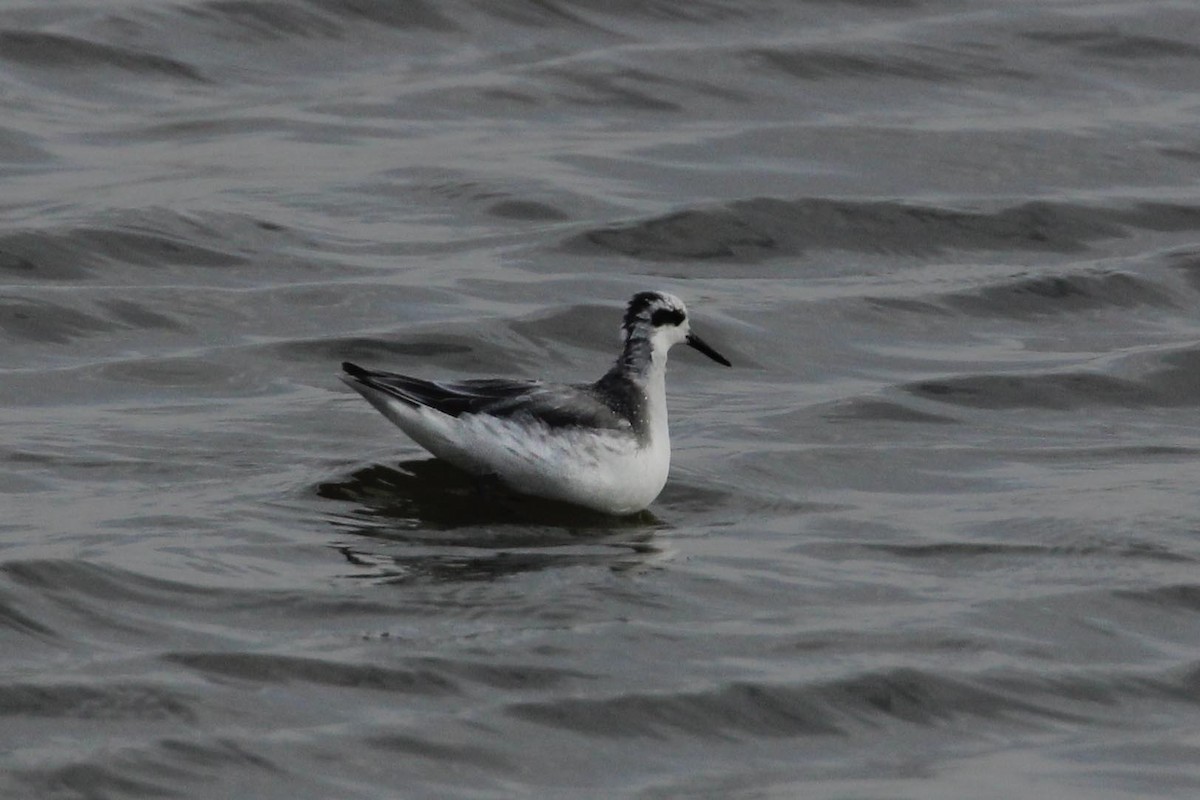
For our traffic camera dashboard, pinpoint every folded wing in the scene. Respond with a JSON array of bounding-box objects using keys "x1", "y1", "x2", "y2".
[{"x1": 341, "y1": 361, "x2": 632, "y2": 432}]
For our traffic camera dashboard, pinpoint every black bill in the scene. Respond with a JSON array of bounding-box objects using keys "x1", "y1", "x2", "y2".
[{"x1": 686, "y1": 333, "x2": 732, "y2": 367}]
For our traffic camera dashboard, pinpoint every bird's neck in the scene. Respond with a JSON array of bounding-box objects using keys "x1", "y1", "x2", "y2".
[
  {"x1": 615, "y1": 329, "x2": 666, "y2": 382},
  {"x1": 607, "y1": 332, "x2": 669, "y2": 445}
]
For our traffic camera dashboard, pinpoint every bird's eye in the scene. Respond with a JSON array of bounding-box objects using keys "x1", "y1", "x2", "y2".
[{"x1": 651, "y1": 308, "x2": 686, "y2": 327}]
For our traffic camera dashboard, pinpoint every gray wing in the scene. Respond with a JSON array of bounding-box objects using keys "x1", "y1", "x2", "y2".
[{"x1": 341, "y1": 362, "x2": 632, "y2": 432}]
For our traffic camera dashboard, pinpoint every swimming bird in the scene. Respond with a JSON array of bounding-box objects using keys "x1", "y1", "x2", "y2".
[{"x1": 340, "y1": 291, "x2": 730, "y2": 515}]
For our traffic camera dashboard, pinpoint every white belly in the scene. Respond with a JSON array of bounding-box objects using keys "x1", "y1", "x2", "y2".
[
  {"x1": 370, "y1": 377, "x2": 674, "y2": 515},
  {"x1": 446, "y1": 415, "x2": 671, "y2": 515}
]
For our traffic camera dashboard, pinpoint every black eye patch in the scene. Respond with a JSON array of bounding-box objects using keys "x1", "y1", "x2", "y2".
[{"x1": 651, "y1": 307, "x2": 686, "y2": 327}]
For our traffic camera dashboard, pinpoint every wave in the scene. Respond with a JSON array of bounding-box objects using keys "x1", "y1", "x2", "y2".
[
  {"x1": 276, "y1": 336, "x2": 475, "y2": 365},
  {"x1": 276, "y1": 299, "x2": 624, "y2": 370},
  {"x1": 163, "y1": 651, "x2": 461, "y2": 695},
  {"x1": 748, "y1": 42, "x2": 1030, "y2": 83},
  {"x1": 97, "y1": 0, "x2": 733, "y2": 63},
  {"x1": 1166, "y1": 247, "x2": 1200, "y2": 291},
  {"x1": 305, "y1": 0, "x2": 455, "y2": 31},
  {"x1": 165, "y1": 650, "x2": 590, "y2": 693},
  {"x1": 179, "y1": 0, "x2": 346, "y2": 40},
  {"x1": 868, "y1": 540, "x2": 1195, "y2": 564},
  {"x1": 906, "y1": 373, "x2": 1158, "y2": 410},
  {"x1": 176, "y1": 0, "x2": 456, "y2": 41},
  {"x1": 504, "y1": 664, "x2": 1200, "y2": 740},
  {"x1": 0, "y1": 212, "x2": 270, "y2": 282},
  {"x1": 486, "y1": 199, "x2": 571, "y2": 221},
  {"x1": 362, "y1": 732, "x2": 511, "y2": 771},
  {"x1": 569, "y1": 198, "x2": 1200, "y2": 260},
  {"x1": 821, "y1": 398, "x2": 957, "y2": 424},
  {"x1": 1023, "y1": 29, "x2": 1200, "y2": 61},
  {"x1": 905, "y1": 343, "x2": 1200, "y2": 409},
  {"x1": 1118, "y1": 584, "x2": 1200, "y2": 611},
  {"x1": 4, "y1": 731, "x2": 279, "y2": 799},
  {"x1": 0, "y1": 294, "x2": 192, "y2": 345},
  {"x1": 0, "y1": 595, "x2": 57, "y2": 639},
  {"x1": 0, "y1": 681, "x2": 195, "y2": 722},
  {"x1": 938, "y1": 271, "x2": 1176, "y2": 318},
  {"x1": 0, "y1": 559, "x2": 220, "y2": 607},
  {"x1": 858, "y1": 263, "x2": 1184, "y2": 325},
  {"x1": 0, "y1": 30, "x2": 207, "y2": 81},
  {"x1": 0, "y1": 297, "x2": 117, "y2": 344},
  {"x1": 0, "y1": 557, "x2": 380, "y2": 618}
]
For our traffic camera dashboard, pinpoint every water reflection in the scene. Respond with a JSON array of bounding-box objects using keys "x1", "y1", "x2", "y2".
[{"x1": 316, "y1": 459, "x2": 667, "y2": 582}]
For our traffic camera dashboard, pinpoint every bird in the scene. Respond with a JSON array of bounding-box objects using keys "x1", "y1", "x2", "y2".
[{"x1": 339, "y1": 291, "x2": 730, "y2": 515}]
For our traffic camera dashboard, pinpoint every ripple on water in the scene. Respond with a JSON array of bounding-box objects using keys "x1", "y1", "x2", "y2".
[
  {"x1": 504, "y1": 663, "x2": 1200, "y2": 743},
  {"x1": 0, "y1": 30, "x2": 207, "y2": 81},
  {"x1": 904, "y1": 341, "x2": 1200, "y2": 410},
  {"x1": 570, "y1": 198, "x2": 1200, "y2": 261},
  {"x1": 5, "y1": 0, "x2": 1200, "y2": 797},
  {"x1": 0, "y1": 681, "x2": 196, "y2": 722}
]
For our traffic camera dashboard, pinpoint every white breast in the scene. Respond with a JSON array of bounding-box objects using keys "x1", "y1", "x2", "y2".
[{"x1": 452, "y1": 414, "x2": 671, "y2": 515}]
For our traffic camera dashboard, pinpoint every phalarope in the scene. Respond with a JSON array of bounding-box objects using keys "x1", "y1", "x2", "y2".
[{"x1": 340, "y1": 291, "x2": 730, "y2": 515}]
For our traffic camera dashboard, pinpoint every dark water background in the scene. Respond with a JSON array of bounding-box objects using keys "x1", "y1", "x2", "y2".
[{"x1": 5, "y1": 1, "x2": 1200, "y2": 797}]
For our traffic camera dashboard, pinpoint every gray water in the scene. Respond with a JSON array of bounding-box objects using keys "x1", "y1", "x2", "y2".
[{"x1": 5, "y1": 1, "x2": 1200, "y2": 797}]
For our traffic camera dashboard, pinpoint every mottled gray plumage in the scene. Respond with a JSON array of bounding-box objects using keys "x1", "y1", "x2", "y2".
[{"x1": 341, "y1": 362, "x2": 639, "y2": 435}]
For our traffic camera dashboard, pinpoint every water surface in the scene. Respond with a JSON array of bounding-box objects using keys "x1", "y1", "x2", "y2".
[{"x1": 5, "y1": 1, "x2": 1200, "y2": 797}]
